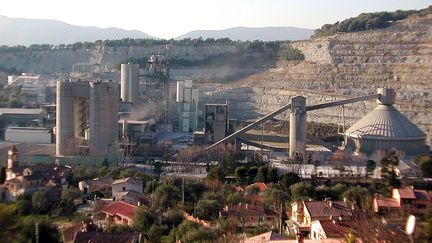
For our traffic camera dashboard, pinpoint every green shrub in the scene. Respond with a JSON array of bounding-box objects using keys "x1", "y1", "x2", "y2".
[{"x1": 281, "y1": 48, "x2": 304, "y2": 61}]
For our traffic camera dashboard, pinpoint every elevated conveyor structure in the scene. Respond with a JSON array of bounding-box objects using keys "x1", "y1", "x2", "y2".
[{"x1": 206, "y1": 90, "x2": 387, "y2": 158}]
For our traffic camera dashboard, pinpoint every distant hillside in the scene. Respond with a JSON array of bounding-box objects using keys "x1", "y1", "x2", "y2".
[
  {"x1": 176, "y1": 27, "x2": 314, "y2": 41},
  {"x1": 0, "y1": 15, "x2": 156, "y2": 46}
]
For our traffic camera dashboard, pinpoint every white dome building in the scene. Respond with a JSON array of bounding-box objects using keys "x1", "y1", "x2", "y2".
[{"x1": 344, "y1": 89, "x2": 428, "y2": 156}]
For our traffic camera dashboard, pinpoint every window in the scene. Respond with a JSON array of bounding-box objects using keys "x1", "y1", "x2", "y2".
[{"x1": 123, "y1": 187, "x2": 126, "y2": 191}]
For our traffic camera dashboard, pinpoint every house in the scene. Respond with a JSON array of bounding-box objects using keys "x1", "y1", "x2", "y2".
[
  {"x1": 2, "y1": 145, "x2": 71, "y2": 202},
  {"x1": 72, "y1": 232, "x2": 141, "y2": 243},
  {"x1": 373, "y1": 187, "x2": 431, "y2": 214},
  {"x1": 62, "y1": 221, "x2": 98, "y2": 243},
  {"x1": 373, "y1": 195, "x2": 400, "y2": 213},
  {"x1": 78, "y1": 176, "x2": 113, "y2": 195},
  {"x1": 310, "y1": 219, "x2": 355, "y2": 240},
  {"x1": 101, "y1": 201, "x2": 137, "y2": 226},
  {"x1": 219, "y1": 204, "x2": 278, "y2": 228},
  {"x1": 112, "y1": 177, "x2": 143, "y2": 195},
  {"x1": 112, "y1": 177, "x2": 144, "y2": 205},
  {"x1": 290, "y1": 200, "x2": 353, "y2": 237},
  {"x1": 114, "y1": 190, "x2": 149, "y2": 206},
  {"x1": 243, "y1": 231, "x2": 287, "y2": 243}
]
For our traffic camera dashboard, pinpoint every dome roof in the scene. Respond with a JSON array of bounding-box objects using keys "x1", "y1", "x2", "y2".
[{"x1": 345, "y1": 105, "x2": 426, "y2": 140}]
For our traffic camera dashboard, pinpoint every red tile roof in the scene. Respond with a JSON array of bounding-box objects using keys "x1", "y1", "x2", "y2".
[
  {"x1": 375, "y1": 197, "x2": 400, "y2": 208},
  {"x1": 101, "y1": 201, "x2": 137, "y2": 220},
  {"x1": 396, "y1": 188, "x2": 416, "y2": 199},
  {"x1": 245, "y1": 231, "x2": 287, "y2": 243},
  {"x1": 304, "y1": 201, "x2": 353, "y2": 218},
  {"x1": 318, "y1": 220, "x2": 355, "y2": 238}
]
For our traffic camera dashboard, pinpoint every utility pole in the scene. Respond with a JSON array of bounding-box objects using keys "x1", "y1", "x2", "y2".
[
  {"x1": 182, "y1": 177, "x2": 185, "y2": 209},
  {"x1": 279, "y1": 202, "x2": 283, "y2": 235},
  {"x1": 35, "y1": 222, "x2": 39, "y2": 243}
]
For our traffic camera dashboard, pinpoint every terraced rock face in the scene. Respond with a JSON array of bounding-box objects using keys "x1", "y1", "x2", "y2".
[{"x1": 200, "y1": 15, "x2": 432, "y2": 146}]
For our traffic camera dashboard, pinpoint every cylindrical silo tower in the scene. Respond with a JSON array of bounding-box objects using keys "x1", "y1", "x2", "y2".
[
  {"x1": 120, "y1": 64, "x2": 131, "y2": 102},
  {"x1": 289, "y1": 96, "x2": 307, "y2": 158},
  {"x1": 56, "y1": 81, "x2": 74, "y2": 156}
]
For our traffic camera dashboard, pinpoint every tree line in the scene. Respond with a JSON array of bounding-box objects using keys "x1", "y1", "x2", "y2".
[{"x1": 314, "y1": 7, "x2": 431, "y2": 37}]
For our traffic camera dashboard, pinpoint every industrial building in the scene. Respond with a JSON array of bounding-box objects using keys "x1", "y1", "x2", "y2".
[
  {"x1": 56, "y1": 80, "x2": 119, "y2": 157},
  {"x1": 207, "y1": 88, "x2": 428, "y2": 159},
  {"x1": 205, "y1": 103, "x2": 229, "y2": 143},
  {"x1": 344, "y1": 89, "x2": 427, "y2": 156},
  {"x1": 5, "y1": 127, "x2": 53, "y2": 144},
  {"x1": 176, "y1": 80, "x2": 199, "y2": 132},
  {"x1": 120, "y1": 63, "x2": 139, "y2": 104},
  {"x1": 0, "y1": 108, "x2": 47, "y2": 131}
]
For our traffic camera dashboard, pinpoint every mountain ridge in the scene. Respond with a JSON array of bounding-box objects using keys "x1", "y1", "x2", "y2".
[
  {"x1": 176, "y1": 26, "x2": 314, "y2": 41},
  {"x1": 0, "y1": 15, "x2": 157, "y2": 46}
]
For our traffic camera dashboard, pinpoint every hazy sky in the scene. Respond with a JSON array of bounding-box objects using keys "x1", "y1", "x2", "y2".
[{"x1": 1, "y1": 0, "x2": 430, "y2": 39}]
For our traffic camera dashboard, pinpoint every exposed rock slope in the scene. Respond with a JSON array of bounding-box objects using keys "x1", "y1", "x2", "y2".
[{"x1": 201, "y1": 15, "x2": 432, "y2": 146}]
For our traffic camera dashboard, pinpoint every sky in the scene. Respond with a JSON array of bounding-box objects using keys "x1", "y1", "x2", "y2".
[{"x1": 1, "y1": 0, "x2": 431, "y2": 39}]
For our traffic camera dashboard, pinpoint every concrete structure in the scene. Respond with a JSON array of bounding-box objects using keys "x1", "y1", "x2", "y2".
[
  {"x1": 0, "y1": 108, "x2": 47, "y2": 126},
  {"x1": 78, "y1": 176, "x2": 114, "y2": 195},
  {"x1": 5, "y1": 127, "x2": 52, "y2": 144},
  {"x1": 112, "y1": 178, "x2": 143, "y2": 196},
  {"x1": 289, "y1": 96, "x2": 307, "y2": 158},
  {"x1": 120, "y1": 63, "x2": 139, "y2": 104},
  {"x1": 176, "y1": 80, "x2": 199, "y2": 132},
  {"x1": 56, "y1": 80, "x2": 119, "y2": 157},
  {"x1": 119, "y1": 119, "x2": 152, "y2": 144},
  {"x1": 344, "y1": 89, "x2": 428, "y2": 156},
  {"x1": 7, "y1": 73, "x2": 39, "y2": 85},
  {"x1": 205, "y1": 104, "x2": 229, "y2": 143}
]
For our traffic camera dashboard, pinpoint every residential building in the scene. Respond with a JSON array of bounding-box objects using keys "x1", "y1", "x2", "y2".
[
  {"x1": 2, "y1": 146, "x2": 70, "y2": 201},
  {"x1": 373, "y1": 187, "x2": 431, "y2": 214},
  {"x1": 290, "y1": 200, "x2": 353, "y2": 237},
  {"x1": 111, "y1": 177, "x2": 144, "y2": 205},
  {"x1": 114, "y1": 190, "x2": 148, "y2": 206},
  {"x1": 243, "y1": 231, "x2": 287, "y2": 243},
  {"x1": 310, "y1": 219, "x2": 355, "y2": 240},
  {"x1": 112, "y1": 178, "x2": 143, "y2": 195},
  {"x1": 78, "y1": 176, "x2": 114, "y2": 195},
  {"x1": 219, "y1": 204, "x2": 278, "y2": 228},
  {"x1": 101, "y1": 201, "x2": 137, "y2": 226}
]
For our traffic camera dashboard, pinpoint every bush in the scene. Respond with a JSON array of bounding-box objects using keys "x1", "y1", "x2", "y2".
[{"x1": 281, "y1": 48, "x2": 304, "y2": 61}]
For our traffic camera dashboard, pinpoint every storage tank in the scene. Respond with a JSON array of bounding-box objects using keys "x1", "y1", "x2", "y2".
[
  {"x1": 176, "y1": 81, "x2": 184, "y2": 103},
  {"x1": 344, "y1": 89, "x2": 427, "y2": 156},
  {"x1": 121, "y1": 64, "x2": 131, "y2": 102}
]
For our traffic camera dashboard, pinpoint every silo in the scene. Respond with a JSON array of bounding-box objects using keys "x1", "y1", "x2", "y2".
[
  {"x1": 56, "y1": 81, "x2": 74, "y2": 156},
  {"x1": 344, "y1": 89, "x2": 428, "y2": 156},
  {"x1": 89, "y1": 81, "x2": 119, "y2": 156},
  {"x1": 289, "y1": 96, "x2": 307, "y2": 158},
  {"x1": 120, "y1": 64, "x2": 131, "y2": 102},
  {"x1": 176, "y1": 81, "x2": 184, "y2": 103}
]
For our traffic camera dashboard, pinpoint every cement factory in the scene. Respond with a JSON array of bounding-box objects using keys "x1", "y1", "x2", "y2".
[{"x1": 0, "y1": 55, "x2": 429, "y2": 179}]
